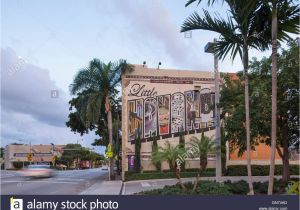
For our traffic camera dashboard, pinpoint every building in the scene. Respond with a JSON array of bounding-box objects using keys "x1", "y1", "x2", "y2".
[
  {"x1": 121, "y1": 65, "x2": 285, "y2": 179},
  {"x1": 4, "y1": 144, "x2": 65, "y2": 169},
  {"x1": 121, "y1": 65, "x2": 219, "y2": 177}
]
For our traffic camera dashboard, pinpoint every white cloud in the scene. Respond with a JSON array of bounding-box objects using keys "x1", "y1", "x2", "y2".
[{"x1": 0, "y1": 48, "x2": 103, "y2": 153}]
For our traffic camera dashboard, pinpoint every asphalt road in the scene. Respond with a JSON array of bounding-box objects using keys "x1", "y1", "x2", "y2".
[{"x1": 0, "y1": 168, "x2": 108, "y2": 195}]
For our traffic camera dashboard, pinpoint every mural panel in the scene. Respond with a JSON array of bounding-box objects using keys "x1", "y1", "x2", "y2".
[
  {"x1": 128, "y1": 99, "x2": 143, "y2": 141},
  {"x1": 144, "y1": 98, "x2": 158, "y2": 138},
  {"x1": 157, "y1": 95, "x2": 171, "y2": 135},
  {"x1": 171, "y1": 93, "x2": 185, "y2": 133},
  {"x1": 200, "y1": 88, "x2": 212, "y2": 127},
  {"x1": 185, "y1": 90, "x2": 200, "y2": 131},
  {"x1": 127, "y1": 85, "x2": 215, "y2": 141}
]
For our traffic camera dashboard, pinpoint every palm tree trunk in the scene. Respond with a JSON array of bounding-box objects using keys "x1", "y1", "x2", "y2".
[
  {"x1": 106, "y1": 96, "x2": 115, "y2": 180},
  {"x1": 243, "y1": 43, "x2": 254, "y2": 195},
  {"x1": 174, "y1": 164, "x2": 186, "y2": 191},
  {"x1": 268, "y1": 1, "x2": 278, "y2": 195},
  {"x1": 192, "y1": 173, "x2": 200, "y2": 192}
]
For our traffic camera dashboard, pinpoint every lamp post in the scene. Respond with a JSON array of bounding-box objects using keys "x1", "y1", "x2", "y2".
[{"x1": 205, "y1": 38, "x2": 221, "y2": 182}]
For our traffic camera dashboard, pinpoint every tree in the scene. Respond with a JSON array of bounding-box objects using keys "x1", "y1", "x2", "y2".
[
  {"x1": 188, "y1": 133, "x2": 217, "y2": 191},
  {"x1": 58, "y1": 144, "x2": 83, "y2": 168},
  {"x1": 220, "y1": 40, "x2": 299, "y2": 188},
  {"x1": 134, "y1": 135, "x2": 141, "y2": 173},
  {"x1": 266, "y1": 0, "x2": 298, "y2": 195},
  {"x1": 152, "y1": 141, "x2": 186, "y2": 191},
  {"x1": 182, "y1": 0, "x2": 270, "y2": 194},
  {"x1": 151, "y1": 137, "x2": 161, "y2": 171},
  {"x1": 238, "y1": 0, "x2": 299, "y2": 195},
  {"x1": 179, "y1": 133, "x2": 186, "y2": 171},
  {"x1": 69, "y1": 59, "x2": 133, "y2": 180},
  {"x1": 250, "y1": 40, "x2": 299, "y2": 187},
  {"x1": 0, "y1": 147, "x2": 4, "y2": 158}
]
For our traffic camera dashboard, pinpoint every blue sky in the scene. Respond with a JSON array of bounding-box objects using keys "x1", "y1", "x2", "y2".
[{"x1": 1, "y1": 0, "x2": 297, "y2": 154}]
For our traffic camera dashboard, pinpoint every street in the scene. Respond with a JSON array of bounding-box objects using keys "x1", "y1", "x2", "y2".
[{"x1": 0, "y1": 168, "x2": 108, "y2": 195}]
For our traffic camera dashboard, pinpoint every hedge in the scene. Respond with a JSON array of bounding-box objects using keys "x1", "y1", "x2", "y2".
[
  {"x1": 125, "y1": 165, "x2": 299, "y2": 181},
  {"x1": 125, "y1": 168, "x2": 215, "y2": 181},
  {"x1": 138, "y1": 181, "x2": 232, "y2": 195},
  {"x1": 226, "y1": 165, "x2": 299, "y2": 176},
  {"x1": 12, "y1": 161, "x2": 30, "y2": 169}
]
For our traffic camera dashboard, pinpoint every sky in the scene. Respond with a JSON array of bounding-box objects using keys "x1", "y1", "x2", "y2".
[{"x1": 0, "y1": 0, "x2": 296, "y2": 154}]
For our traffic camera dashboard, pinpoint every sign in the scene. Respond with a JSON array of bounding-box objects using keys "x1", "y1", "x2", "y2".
[
  {"x1": 52, "y1": 156, "x2": 57, "y2": 162},
  {"x1": 106, "y1": 152, "x2": 113, "y2": 158},
  {"x1": 26, "y1": 153, "x2": 33, "y2": 162},
  {"x1": 107, "y1": 144, "x2": 112, "y2": 152}
]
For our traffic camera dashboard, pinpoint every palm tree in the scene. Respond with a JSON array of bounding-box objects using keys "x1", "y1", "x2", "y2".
[
  {"x1": 70, "y1": 58, "x2": 133, "y2": 180},
  {"x1": 266, "y1": 0, "x2": 299, "y2": 195},
  {"x1": 188, "y1": 133, "x2": 217, "y2": 191},
  {"x1": 151, "y1": 141, "x2": 186, "y2": 191},
  {"x1": 182, "y1": 0, "x2": 270, "y2": 194},
  {"x1": 244, "y1": 0, "x2": 299, "y2": 195}
]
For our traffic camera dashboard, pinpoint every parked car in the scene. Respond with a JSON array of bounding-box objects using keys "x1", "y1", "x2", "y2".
[{"x1": 21, "y1": 164, "x2": 55, "y2": 178}]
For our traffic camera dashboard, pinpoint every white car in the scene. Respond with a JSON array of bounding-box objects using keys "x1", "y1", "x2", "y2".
[{"x1": 21, "y1": 165, "x2": 55, "y2": 178}]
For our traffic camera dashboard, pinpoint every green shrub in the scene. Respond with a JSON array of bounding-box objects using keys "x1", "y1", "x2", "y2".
[
  {"x1": 225, "y1": 180, "x2": 249, "y2": 195},
  {"x1": 226, "y1": 165, "x2": 299, "y2": 176},
  {"x1": 139, "y1": 181, "x2": 232, "y2": 195},
  {"x1": 125, "y1": 168, "x2": 215, "y2": 181},
  {"x1": 12, "y1": 161, "x2": 23, "y2": 169},
  {"x1": 195, "y1": 181, "x2": 232, "y2": 195}
]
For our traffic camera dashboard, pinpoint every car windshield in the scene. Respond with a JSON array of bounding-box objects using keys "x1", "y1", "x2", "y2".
[{"x1": 27, "y1": 165, "x2": 50, "y2": 169}]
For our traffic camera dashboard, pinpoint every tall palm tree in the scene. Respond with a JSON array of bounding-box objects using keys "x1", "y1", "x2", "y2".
[
  {"x1": 70, "y1": 58, "x2": 133, "y2": 180},
  {"x1": 152, "y1": 141, "x2": 186, "y2": 191},
  {"x1": 188, "y1": 133, "x2": 217, "y2": 191},
  {"x1": 182, "y1": 0, "x2": 270, "y2": 194},
  {"x1": 244, "y1": 0, "x2": 299, "y2": 195},
  {"x1": 266, "y1": 0, "x2": 299, "y2": 195}
]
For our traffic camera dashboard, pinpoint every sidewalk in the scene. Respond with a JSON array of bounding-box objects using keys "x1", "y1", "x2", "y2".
[
  {"x1": 80, "y1": 175, "x2": 300, "y2": 195},
  {"x1": 80, "y1": 180, "x2": 123, "y2": 195},
  {"x1": 122, "y1": 175, "x2": 300, "y2": 195}
]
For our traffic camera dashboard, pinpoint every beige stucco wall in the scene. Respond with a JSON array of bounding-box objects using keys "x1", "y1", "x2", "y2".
[{"x1": 122, "y1": 65, "x2": 218, "y2": 179}]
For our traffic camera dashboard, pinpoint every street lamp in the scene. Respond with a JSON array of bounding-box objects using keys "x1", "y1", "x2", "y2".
[{"x1": 205, "y1": 38, "x2": 222, "y2": 182}]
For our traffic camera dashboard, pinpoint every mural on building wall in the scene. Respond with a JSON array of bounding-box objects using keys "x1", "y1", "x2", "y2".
[
  {"x1": 128, "y1": 99, "x2": 143, "y2": 141},
  {"x1": 127, "y1": 86, "x2": 215, "y2": 142},
  {"x1": 200, "y1": 88, "x2": 213, "y2": 128},
  {"x1": 144, "y1": 98, "x2": 158, "y2": 138},
  {"x1": 171, "y1": 93, "x2": 185, "y2": 134},
  {"x1": 185, "y1": 90, "x2": 200, "y2": 131},
  {"x1": 157, "y1": 95, "x2": 171, "y2": 136}
]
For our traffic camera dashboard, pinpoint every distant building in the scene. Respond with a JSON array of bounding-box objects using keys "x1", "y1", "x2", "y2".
[{"x1": 4, "y1": 144, "x2": 65, "y2": 169}]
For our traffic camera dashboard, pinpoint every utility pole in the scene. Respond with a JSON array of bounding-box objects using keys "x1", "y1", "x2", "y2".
[{"x1": 205, "y1": 38, "x2": 222, "y2": 182}]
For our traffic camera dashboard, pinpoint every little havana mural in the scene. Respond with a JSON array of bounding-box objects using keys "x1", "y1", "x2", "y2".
[{"x1": 127, "y1": 87, "x2": 215, "y2": 142}]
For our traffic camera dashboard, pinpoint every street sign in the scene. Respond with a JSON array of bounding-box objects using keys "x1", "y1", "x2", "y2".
[
  {"x1": 107, "y1": 144, "x2": 112, "y2": 152},
  {"x1": 27, "y1": 153, "x2": 33, "y2": 161},
  {"x1": 106, "y1": 151, "x2": 113, "y2": 158}
]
